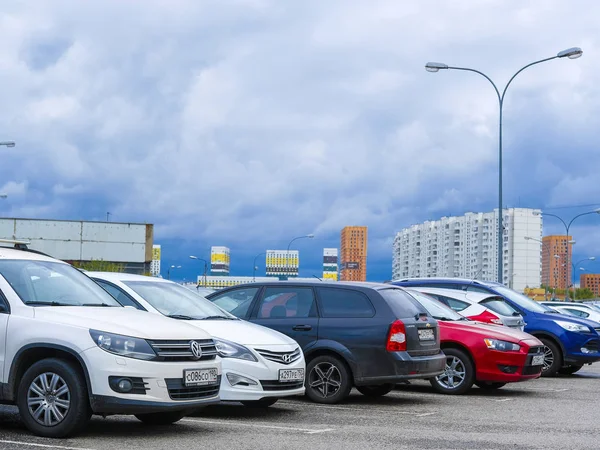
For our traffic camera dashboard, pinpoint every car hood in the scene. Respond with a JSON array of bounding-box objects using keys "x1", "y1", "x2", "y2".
[
  {"x1": 439, "y1": 320, "x2": 541, "y2": 343},
  {"x1": 184, "y1": 319, "x2": 298, "y2": 346},
  {"x1": 534, "y1": 311, "x2": 600, "y2": 329},
  {"x1": 33, "y1": 306, "x2": 212, "y2": 340}
]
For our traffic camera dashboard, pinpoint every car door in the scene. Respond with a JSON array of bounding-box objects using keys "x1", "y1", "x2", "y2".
[
  {"x1": 0, "y1": 290, "x2": 9, "y2": 386},
  {"x1": 249, "y1": 286, "x2": 319, "y2": 349}
]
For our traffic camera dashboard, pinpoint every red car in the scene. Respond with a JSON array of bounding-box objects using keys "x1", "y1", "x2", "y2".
[{"x1": 407, "y1": 289, "x2": 544, "y2": 394}]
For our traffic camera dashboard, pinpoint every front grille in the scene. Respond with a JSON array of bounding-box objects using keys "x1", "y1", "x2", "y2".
[
  {"x1": 165, "y1": 377, "x2": 221, "y2": 400},
  {"x1": 260, "y1": 380, "x2": 304, "y2": 391},
  {"x1": 148, "y1": 339, "x2": 218, "y2": 362},
  {"x1": 584, "y1": 340, "x2": 600, "y2": 352},
  {"x1": 523, "y1": 365, "x2": 543, "y2": 375},
  {"x1": 528, "y1": 346, "x2": 544, "y2": 355},
  {"x1": 408, "y1": 349, "x2": 441, "y2": 357},
  {"x1": 594, "y1": 328, "x2": 600, "y2": 334},
  {"x1": 255, "y1": 347, "x2": 302, "y2": 365}
]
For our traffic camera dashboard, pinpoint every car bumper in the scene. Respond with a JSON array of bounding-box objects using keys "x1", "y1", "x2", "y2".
[
  {"x1": 81, "y1": 346, "x2": 222, "y2": 413},
  {"x1": 563, "y1": 335, "x2": 600, "y2": 365},
  {"x1": 219, "y1": 353, "x2": 306, "y2": 401},
  {"x1": 356, "y1": 352, "x2": 446, "y2": 385},
  {"x1": 476, "y1": 341, "x2": 543, "y2": 382}
]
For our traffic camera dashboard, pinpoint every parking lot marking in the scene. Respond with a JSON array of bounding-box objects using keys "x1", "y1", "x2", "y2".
[
  {"x1": 182, "y1": 418, "x2": 334, "y2": 434},
  {"x1": 494, "y1": 398, "x2": 512, "y2": 402},
  {"x1": 279, "y1": 401, "x2": 434, "y2": 417},
  {"x1": 0, "y1": 440, "x2": 94, "y2": 450}
]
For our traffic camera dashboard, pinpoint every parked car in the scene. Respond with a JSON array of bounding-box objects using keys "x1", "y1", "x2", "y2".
[
  {"x1": 541, "y1": 301, "x2": 600, "y2": 316},
  {"x1": 408, "y1": 287, "x2": 525, "y2": 330},
  {"x1": 205, "y1": 281, "x2": 446, "y2": 404},
  {"x1": 541, "y1": 303, "x2": 600, "y2": 323},
  {"x1": 0, "y1": 242, "x2": 221, "y2": 438},
  {"x1": 392, "y1": 278, "x2": 600, "y2": 376},
  {"x1": 89, "y1": 272, "x2": 305, "y2": 408},
  {"x1": 405, "y1": 290, "x2": 544, "y2": 394}
]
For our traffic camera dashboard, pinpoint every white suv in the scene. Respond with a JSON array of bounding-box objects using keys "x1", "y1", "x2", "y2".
[
  {"x1": 0, "y1": 243, "x2": 222, "y2": 438},
  {"x1": 88, "y1": 272, "x2": 306, "y2": 407}
]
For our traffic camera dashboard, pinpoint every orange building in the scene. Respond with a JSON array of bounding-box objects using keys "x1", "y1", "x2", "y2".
[
  {"x1": 340, "y1": 226, "x2": 368, "y2": 281},
  {"x1": 581, "y1": 274, "x2": 600, "y2": 297},
  {"x1": 542, "y1": 235, "x2": 573, "y2": 290}
]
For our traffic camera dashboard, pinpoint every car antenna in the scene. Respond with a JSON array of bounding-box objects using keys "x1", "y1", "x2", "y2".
[
  {"x1": 471, "y1": 268, "x2": 484, "y2": 285},
  {"x1": 312, "y1": 275, "x2": 322, "y2": 281}
]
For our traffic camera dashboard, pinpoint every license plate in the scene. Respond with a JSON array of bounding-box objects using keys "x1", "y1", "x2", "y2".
[
  {"x1": 531, "y1": 355, "x2": 544, "y2": 366},
  {"x1": 184, "y1": 368, "x2": 219, "y2": 386},
  {"x1": 278, "y1": 368, "x2": 305, "y2": 382},
  {"x1": 418, "y1": 329, "x2": 435, "y2": 341}
]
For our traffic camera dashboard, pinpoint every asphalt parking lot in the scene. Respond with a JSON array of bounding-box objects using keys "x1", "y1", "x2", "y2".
[{"x1": 1, "y1": 365, "x2": 599, "y2": 450}]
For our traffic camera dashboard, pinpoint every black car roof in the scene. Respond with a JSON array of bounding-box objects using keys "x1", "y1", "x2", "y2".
[{"x1": 209, "y1": 280, "x2": 402, "y2": 292}]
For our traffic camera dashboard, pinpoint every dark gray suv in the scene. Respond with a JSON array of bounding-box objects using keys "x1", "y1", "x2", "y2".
[{"x1": 206, "y1": 281, "x2": 446, "y2": 404}]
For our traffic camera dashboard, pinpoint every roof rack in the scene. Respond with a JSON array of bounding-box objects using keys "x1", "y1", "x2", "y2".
[{"x1": 0, "y1": 238, "x2": 31, "y2": 250}]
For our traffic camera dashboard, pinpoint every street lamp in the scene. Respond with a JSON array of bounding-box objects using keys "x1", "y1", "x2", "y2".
[
  {"x1": 253, "y1": 252, "x2": 266, "y2": 282},
  {"x1": 0, "y1": 141, "x2": 16, "y2": 148},
  {"x1": 167, "y1": 265, "x2": 181, "y2": 280},
  {"x1": 524, "y1": 236, "x2": 550, "y2": 296},
  {"x1": 425, "y1": 47, "x2": 583, "y2": 285},
  {"x1": 535, "y1": 209, "x2": 600, "y2": 299},
  {"x1": 189, "y1": 255, "x2": 208, "y2": 288},
  {"x1": 286, "y1": 234, "x2": 314, "y2": 279}
]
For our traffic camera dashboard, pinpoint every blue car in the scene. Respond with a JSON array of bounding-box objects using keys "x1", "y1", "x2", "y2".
[{"x1": 392, "y1": 278, "x2": 600, "y2": 376}]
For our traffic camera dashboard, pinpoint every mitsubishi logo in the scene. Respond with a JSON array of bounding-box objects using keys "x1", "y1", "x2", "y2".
[
  {"x1": 281, "y1": 354, "x2": 293, "y2": 364},
  {"x1": 190, "y1": 341, "x2": 203, "y2": 360}
]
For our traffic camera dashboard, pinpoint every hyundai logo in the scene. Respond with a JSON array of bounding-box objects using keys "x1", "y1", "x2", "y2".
[
  {"x1": 281, "y1": 354, "x2": 293, "y2": 363},
  {"x1": 190, "y1": 341, "x2": 203, "y2": 360}
]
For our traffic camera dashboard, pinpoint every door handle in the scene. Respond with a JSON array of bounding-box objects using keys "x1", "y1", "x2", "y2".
[{"x1": 293, "y1": 325, "x2": 312, "y2": 331}]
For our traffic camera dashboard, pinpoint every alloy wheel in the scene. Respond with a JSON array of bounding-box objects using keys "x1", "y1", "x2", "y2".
[
  {"x1": 309, "y1": 362, "x2": 342, "y2": 398},
  {"x1": 542, "y1": 345, "x2": 554, "y2": 372},
  {"x1": 27, "y1": 372, "x2": 71, "y2": 427},
  {"x1": 436, "y1": 356, "x2": 466, "y2": 389}
]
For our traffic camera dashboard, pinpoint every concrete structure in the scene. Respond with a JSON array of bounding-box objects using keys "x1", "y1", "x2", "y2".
[
  {"x1": 580, "y1": 274, "x2": 600, "y2": 297},
  {"x1": 392, "y1": 208, "x2": 542, "y2": 292},
  {"x1": 266, "y1": 249, "x2": 299, "y2": 278},
  {"x1": 323, "y1": 248, "x2": 338, "y2": 281},
  {"x1": 194, "y1": 276, "x2": 318, "y2": 290},
  {"x1": 0, "y1": 218, "x2": 154, "y2": 274},
  {"x1": 542, "y1": 235, "x2": 573, "y2": 290},
  {"x1": 340, "y1": 226, "x2": 368, "y2": 282},
  {"x1": 210, "y1": 246, "x2": 230, "y2": 275},
  {"x1": 150, "y1": 244, "x2": 161, "y2": 276}
]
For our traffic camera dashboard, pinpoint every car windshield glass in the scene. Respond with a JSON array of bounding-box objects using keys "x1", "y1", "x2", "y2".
[
  {"x1": 123, "y1": 281, "x2": 235, "y2": 319},
  {"x1": 480, "y1": 297, "x2": 521, "y2": 316},
  {"x1": 493, "y1": 286, "x2": 549, "y2": 313},
  {"x1": 0, "y1": 260, "x2": 120, "y2": 306},
  {"x1": 406, "y1": 290, "x2": 464, "y2": 321}
]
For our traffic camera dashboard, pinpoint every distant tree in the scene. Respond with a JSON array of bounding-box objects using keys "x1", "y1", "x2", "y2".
[
  {"x1": 574, "y1": 288, "x2": 595, "y2": 300},
  {"x1": 72, "y1": 259, "x2": 125, "y2": 273}
]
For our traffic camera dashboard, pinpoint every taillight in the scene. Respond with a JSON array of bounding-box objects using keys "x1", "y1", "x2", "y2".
[
  {"x1": 469, "y1": 310, "x2": 503, "y2": 325},
  {"x1": 387, "y1": 320, "x2": 406, "y2": 352}
]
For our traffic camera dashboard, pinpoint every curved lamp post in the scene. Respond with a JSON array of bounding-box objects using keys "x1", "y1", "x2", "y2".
[
  {"x1": 426, "y1": 47, "x2": 583, "y2": 285},
  {"x1": 189, "y1": 255, "x2": 209, "y2": 288},
  {"x1": 0, "y1": 141, "x2": 15, "y2": 148},
  {"x1": 524, "y1": 236, "x2": 551, "y2": 298},
  {"x1": 286, "y1": 234, "x2": 314, "y2": 278},
  {"x1": 253, "y1": 252, "x2": 266, "y2": 282},
  {"x1": 167, "y1": 265, "x2": 181, "y2": 280}
]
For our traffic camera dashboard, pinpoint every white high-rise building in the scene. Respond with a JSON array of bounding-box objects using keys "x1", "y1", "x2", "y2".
[
  {"x1": 323, "y1": 248, "x2": 339, "y2": 281},
  {"x1": 150, "y1": 244, "x2": 161, "y2": 277},
  {"x1": 210, "y1": 246, "x2": 230, "y2": 275},
  {"x1": 392, "y1": 208, "x2": 543, "y2": 292},
  {"x1": 266, "y1": 250, "x2": 299, "y2": 278}
]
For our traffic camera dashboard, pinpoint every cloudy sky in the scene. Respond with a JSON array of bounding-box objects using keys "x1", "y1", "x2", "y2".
[{"x1": 1, "y1": 0, "x2": 599, "y2": 282}]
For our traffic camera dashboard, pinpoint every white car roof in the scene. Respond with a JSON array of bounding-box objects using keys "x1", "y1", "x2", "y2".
[
  {"x1": 0, "y1": 246, "x2": 67, "y2": 264},
  {"x1": 408, "y1": 286, "x2": 500, "y2": 303},
  {"x1": 87, "y1": 271, "x2": 170, "y2": 283}
]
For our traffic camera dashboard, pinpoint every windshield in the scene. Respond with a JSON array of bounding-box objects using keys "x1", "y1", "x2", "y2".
[
  {"x1": 123, "y1": 281, "x2": 235, "y2": 319},
  {"x1": 493, "y1": 286, "x2": 549, "y2": 313},
  {"x1": 480, "y1": 297, "x2": 521, "y2": 316},
  {"x1": 0, "y1": 260, "x2": 120, "y2": 306},
  {"x1": 406, "y1": 290, "x2": 464, "y2": 321}
]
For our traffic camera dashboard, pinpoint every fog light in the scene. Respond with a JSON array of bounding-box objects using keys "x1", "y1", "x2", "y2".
[
  {"x1": 226, "y1": 373, "x2": 258, "y2": 387},
  {"x1": 118, "y1": 379, "x2": 133, "y2": 392},
  {"x1": 581, "y1": 347, "x2": 597, "y2": 354},
  {"x1": 497, "y1": 365, "x2": 518, "y2": 374}
]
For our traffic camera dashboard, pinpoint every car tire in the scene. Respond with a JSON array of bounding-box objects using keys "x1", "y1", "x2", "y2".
[
  {"x1": 474, "y1": 381, "x2": 506, "y2": 390},
  {"x1": 306, "y1": 355, "x2": 352, "y2": 404},
  {"x1": 17, "y1": 358, "x2": 91, "y2": 438},
  {"x1": 241, "y1": 398, "x2": 279, "y2": 408},
  {"x1": 429, "y1": 348, "x2": 474, "y2": 395},
  {"x1": 135, "y1": 411, "x2": 186, "y2": 425},
  {"x1": 540, "y1": 338, "x2": 562, "y2": 377},
  {"x1": 356, "y1": 384, "x2": 395, "y2": 398},
  {"x1": 558, "y1": 365, "x2": 584, "y2": 375}
]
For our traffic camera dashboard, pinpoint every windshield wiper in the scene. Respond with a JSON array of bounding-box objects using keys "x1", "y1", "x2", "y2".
[
  {"x1": 544, "y1": 310, "x2": 559, "y2": 314},
  {"x1": 199, "y1": 315, "x2": 236, "y2": 320},
  {"x1": 166, "y1": 314, "x2": 196, "y2": 320},
  {"x1": 24, "y1": 301, "x2": 73, "y2": 306},
  {"x1": 81, "y1": 303, "x2": 117, "y2": 307}
]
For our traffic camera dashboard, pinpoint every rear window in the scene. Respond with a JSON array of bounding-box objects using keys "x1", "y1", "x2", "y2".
[
  {"x1": 378, "y1": 288, "x2": 428, "y2": 318},
  {"x1": 317, "y1": 288, "x2": 375, "y2": 318},
  {"x1": 480, "y1": 297, "x2": 520, "y2": 317}
]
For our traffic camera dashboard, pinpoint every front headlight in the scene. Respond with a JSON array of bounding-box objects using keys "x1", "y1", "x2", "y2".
[
  {"x1": 554, "y1": 320, "x2": 591, "y2": 333},
  {"x1": 214, "y1": 339, "x2": 257, "y2": 362},
  {"x1": 484, "y1": 338, "x2": 521, "y2": 352},
  {"x1": 89, "y1": 330, "x2": 156, "y2": 360}
]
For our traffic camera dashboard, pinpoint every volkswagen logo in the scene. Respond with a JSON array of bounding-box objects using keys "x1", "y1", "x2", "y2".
[
  {"x1": 190, "y1": 341, "x2": 203, "y2": 360},
  {"x1": 281, "y1": 353, "x2": 293, "y2": 364}
]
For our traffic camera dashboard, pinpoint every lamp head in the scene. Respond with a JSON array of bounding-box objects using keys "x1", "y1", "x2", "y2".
[
  {"x1": 557, "y1": 47, "x2": 583, "y2": 59},
  {"x1": 425, "y1": 62, "x2": 449, "y2": 72}
]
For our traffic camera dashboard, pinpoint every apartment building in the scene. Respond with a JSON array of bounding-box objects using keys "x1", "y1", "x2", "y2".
[
  {"x1": 392, "y1": 208, "x2": 542, "y2": 292},
  {"x1": 323, "y1": 248, "x2": 339, "y2": 281},
  {"x1": 266, "y1": 249, "x2": 299, "y2": 278},
  {"x1": 210, "y1": 246, "x2": 230, "y2": 276},
  {"x1": 340, "y1": 226, "x2": 367, "y2": 281},
  {"x1": 580, "y1": 273, "x2": 600, "y2": 297},
  {"x1": 541, "y1": 235, "x2": 573, "y2": 290}
]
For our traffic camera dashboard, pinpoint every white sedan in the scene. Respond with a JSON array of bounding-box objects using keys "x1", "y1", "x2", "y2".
[{"x1": 88, "y1": 272, "x2": 305, "y2": 408}]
